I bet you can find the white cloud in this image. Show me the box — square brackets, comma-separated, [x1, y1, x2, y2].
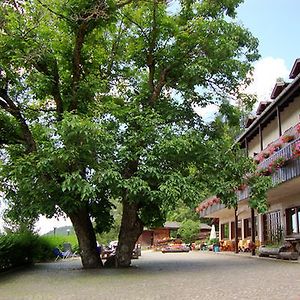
[195, 57, 290, 121]
[35, 215, 72, 235]
[245, 57, 289, 103]
[193, 103, 219, 122]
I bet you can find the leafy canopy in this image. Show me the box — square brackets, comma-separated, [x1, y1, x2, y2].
[0, 0, 260, 232]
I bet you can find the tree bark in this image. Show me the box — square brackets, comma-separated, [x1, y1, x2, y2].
[116, 201, 144, 267]
[69, 206, 103, 269]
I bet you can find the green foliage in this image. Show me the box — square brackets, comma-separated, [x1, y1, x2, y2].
[0, 0, 260, 256]
[167, 202, 200, 222]
[203, 104, 272, 213]
[209, 238, 219, 245]
[0, 231, 79, 271]
[0, 231, 37, 271]
[178, 219, 200, 243]
[248, 175, 273, 213]
[36, 234, 79, 261]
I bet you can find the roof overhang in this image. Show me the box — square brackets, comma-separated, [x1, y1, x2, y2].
[237, 72, 300, 144]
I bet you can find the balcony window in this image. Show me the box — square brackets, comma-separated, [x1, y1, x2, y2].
[286, 206, 300, 235]
[221, 223, 229, 239]
[263, 210, 282, 244]
[243, 217, 257, 238]
[230, 221, 242, 239]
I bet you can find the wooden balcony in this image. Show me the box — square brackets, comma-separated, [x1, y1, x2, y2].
[200, 137, 300, 217]
[238, 137, 300, 201]
[199, 203, 226, 218]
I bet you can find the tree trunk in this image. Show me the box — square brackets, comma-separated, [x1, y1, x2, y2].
[69, 206, 103, 269]
[116, 201, 144, 268]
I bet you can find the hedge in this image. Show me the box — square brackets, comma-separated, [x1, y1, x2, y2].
[0, 232, 37, 272]
[0, 232, 79, 272]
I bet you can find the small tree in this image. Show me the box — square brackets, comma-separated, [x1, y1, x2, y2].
[178, 220, 200, 244]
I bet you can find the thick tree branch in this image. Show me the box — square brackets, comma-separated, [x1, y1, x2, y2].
[35, 59, 63, 118]
[147, 0, 158, 98]
[149, 66, 170, 105]
[0, 88, 36, 152]
[51, 60, 64, 117]
[69, 2, 110, 111]
[75, 1, 108, 22]
[70, 22, 88, 111]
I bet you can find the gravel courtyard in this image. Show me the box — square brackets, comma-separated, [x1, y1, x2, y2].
[1, 251, 300, 300]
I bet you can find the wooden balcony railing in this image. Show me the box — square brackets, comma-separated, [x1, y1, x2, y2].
[199, 203, 226, 218]
[237, 137, 300, 201]
[200, 137, 300, 217]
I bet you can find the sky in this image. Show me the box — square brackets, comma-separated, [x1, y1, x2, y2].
[237, 0, 300, 95]
[195, 0, 300, 118]
[1, 0, 300, 235]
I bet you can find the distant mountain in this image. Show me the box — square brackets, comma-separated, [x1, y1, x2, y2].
[43, 225, 74, 236]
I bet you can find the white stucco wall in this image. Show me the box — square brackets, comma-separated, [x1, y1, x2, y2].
[281, 96, 300, 133]
[262, 118, 279, 149]
[248, 134, 260, 157]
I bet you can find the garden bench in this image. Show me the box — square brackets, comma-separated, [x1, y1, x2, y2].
[258, 242, 299, 260]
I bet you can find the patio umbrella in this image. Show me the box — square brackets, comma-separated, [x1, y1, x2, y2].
[209, 224, 217, 240]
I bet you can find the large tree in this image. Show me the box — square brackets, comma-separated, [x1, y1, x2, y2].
[0, 0, 126, 268]
[0, 0, 259, 268]
[106, 0, 259, 267]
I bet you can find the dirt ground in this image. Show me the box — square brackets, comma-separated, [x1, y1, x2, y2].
[1, 251, 300, 300]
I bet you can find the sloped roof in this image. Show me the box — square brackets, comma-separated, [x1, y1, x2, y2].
[237, 57, 300, 144]
[200, 223, 212, 230]
[289, 58, 300, 79]
[164, 221, 181, 229]
[270, 82, 288, 99]
[256, 101, 271, 115]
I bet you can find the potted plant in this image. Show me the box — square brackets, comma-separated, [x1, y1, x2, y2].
[258, 166, 272, 176]
[293, 141, 300, 158]
[254, 153, 264, 164]
[269, 143, 282, 154]
[281, 134, 295, 143]
[271, 157, 288, 169]
[262, 151, 270, 159]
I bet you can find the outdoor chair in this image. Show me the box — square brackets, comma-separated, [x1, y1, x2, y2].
[53, 247, 71, 261]
[62, 242, 78, 258]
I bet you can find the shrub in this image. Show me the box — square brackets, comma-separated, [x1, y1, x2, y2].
[0, 232, 79, 271]
[0, 231, 37, 272]
[178, 220, 200, 244]
[36, 235, 79, 261]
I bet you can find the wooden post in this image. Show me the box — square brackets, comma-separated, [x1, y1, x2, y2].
[251, 208, 255, 256]
[234, 207, 239, 254]
[276, 106, 282, 137]
[245, 138, 249, 156]
[259, 124, 263, 151]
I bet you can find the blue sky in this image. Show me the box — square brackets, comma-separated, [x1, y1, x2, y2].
[238, 0, 300, 68]
[197, 0, 300, 119]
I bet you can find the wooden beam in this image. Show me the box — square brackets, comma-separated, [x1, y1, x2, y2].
[259, 124, 263, 151]
[277, 106, 282, 137]
[251, 208, 255, 256]
[234, 207, 239, 254]
[245, 137, 249, 156]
